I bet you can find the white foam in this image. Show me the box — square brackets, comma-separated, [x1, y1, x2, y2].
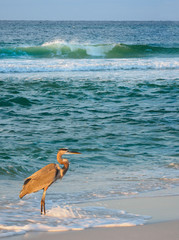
[0, 58, 179, 73]
[42, 40, 67, 47]
[160, 178, 179, 182]
[42, 40, 115, 57]
[46, 205, 81, 218]
[167, 163, 179, 169]
[0, 205, 149, 238]
[85, 45, 114, 57]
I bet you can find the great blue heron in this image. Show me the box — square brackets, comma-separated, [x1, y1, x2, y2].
[19, 148, 81, 214]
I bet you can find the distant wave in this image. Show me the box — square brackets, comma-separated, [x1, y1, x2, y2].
[0, 58, 179, 73]
[1, 40, 179, 59]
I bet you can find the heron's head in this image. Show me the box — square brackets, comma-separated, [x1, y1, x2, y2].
[58, 148, 81, 155]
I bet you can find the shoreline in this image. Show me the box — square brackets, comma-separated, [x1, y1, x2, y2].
[7, 192, 179, 240]
[22, 220, 179, 240]
[77, 187, 179, 224]
[8, 220, 179, 240]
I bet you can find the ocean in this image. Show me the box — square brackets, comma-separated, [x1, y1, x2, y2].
[0, 21, 179, 237]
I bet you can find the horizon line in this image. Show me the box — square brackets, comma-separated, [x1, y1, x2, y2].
[0, 19, 179, 22]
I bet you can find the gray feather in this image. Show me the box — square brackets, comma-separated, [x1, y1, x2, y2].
[19, 163, 60, 198]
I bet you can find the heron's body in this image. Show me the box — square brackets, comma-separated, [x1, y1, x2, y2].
[19, 148, 80, 214]
[19, 163, 62, 198]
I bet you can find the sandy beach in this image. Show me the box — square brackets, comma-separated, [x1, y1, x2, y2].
[8, 192, 179, 240]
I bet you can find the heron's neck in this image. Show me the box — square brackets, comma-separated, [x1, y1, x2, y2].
[57, 152, 69, 171]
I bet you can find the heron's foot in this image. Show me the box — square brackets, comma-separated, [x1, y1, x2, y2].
[41, 199, 46, 215]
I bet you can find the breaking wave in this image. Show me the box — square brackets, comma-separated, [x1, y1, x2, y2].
[0, 204, 149, 238]
[1, 40, 179, 59]
[0, 58, 179, 73]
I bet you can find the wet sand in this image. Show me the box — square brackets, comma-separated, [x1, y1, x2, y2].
[24, 220, 179, 240]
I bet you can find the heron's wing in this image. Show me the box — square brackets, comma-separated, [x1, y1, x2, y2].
[20, 163, 60, 197]
[26, 163, 59, 182]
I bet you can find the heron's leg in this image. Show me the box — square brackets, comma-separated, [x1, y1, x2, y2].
[41, 187, 48, 215]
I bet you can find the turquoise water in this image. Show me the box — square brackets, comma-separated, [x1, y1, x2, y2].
[0, 21, 179, 237]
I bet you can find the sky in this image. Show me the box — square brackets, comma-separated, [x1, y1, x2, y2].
[0, 0, 179, 21]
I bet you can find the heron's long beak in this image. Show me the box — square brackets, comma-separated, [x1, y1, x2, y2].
[66, 151, 81, 154]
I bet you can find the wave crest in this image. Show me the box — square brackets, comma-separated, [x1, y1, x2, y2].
[1, 41, 179, 59]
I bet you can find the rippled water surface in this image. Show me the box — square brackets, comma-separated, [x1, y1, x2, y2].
[0, 21, 179, 237]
